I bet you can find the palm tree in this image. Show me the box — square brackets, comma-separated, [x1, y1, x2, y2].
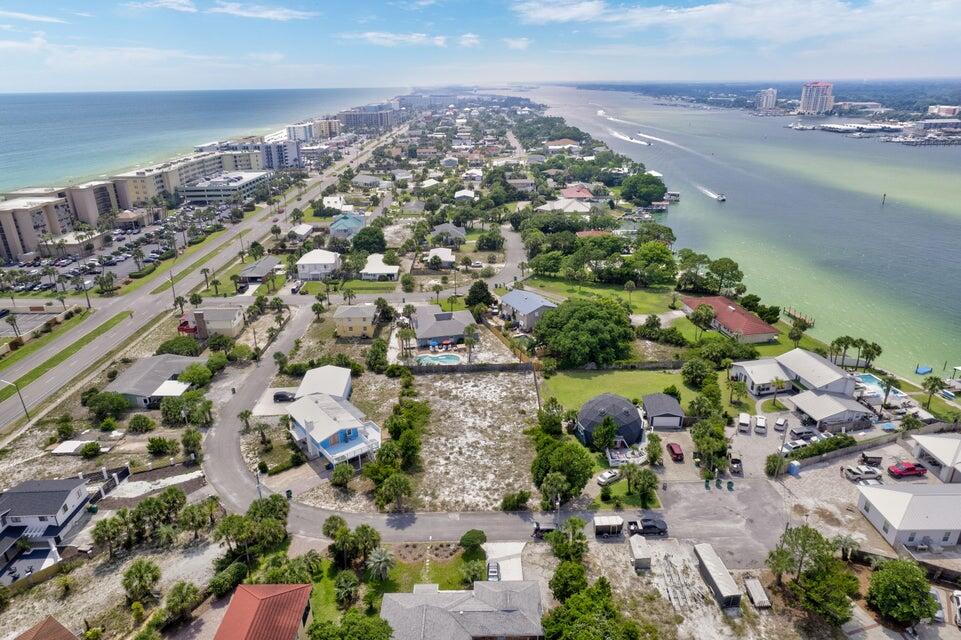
[342, 286, 356, 305]
[446, 295, 459, 312]
[635, 468, 658, 507]
[95, 271, 117, 294]
[852, 338, 867, 369]
[862, 342, 882, 370]
[771, 377, 786, 409]
[431, 284, 443, 304]
[366, 547, 394, 581]
[174, 296, 186, 314]
[5, 313, 20, 337]
[200, 267, 211, 290]
[838, 336, 853, 369]
[210, 278, 221, 296]
[55, 294, 66, 311]
[620, 462, 641, 495]
[879, 375, 899, 415]
[922, 375, 947, 409]
[131, 247, 145, 271]
[122, 558, 161, 602]
[463, 323, 479, 362]
[623, 280, 635, 307]
[397, 327, 416, 358]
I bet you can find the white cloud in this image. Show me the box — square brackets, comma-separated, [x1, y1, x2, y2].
[248, 51, 285, 63]
[342, 31, 448, 47]
[458, 32, 480, 47]
[208, 1, 317, 21]
[126, 0, 197, 12]
[512, 0, 605, 24]
[503, 36, 531, 50]
[0, 9, 66, 23]
[0, 32, 47, 52]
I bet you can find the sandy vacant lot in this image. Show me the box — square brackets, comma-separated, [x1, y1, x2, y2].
[414, 371, 538, 511]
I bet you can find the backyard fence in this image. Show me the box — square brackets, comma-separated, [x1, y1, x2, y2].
[408, 362, 534, 375]
[850, 549, 961, 590]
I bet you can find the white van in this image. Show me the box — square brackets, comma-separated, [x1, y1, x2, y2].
[737, 413, 751, 433]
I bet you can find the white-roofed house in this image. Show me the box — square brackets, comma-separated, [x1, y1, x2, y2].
[453, 189, 475, 202]
[730, 348, 855, 397]
[287, 393, 380, 465]
[296, 249, 341, 281]
[295, 365, 352, 399]
[104, 354, 204, 408]
[790, 390, 872, 431]
[911, 433, 961, 483]
[857, 484, 961, 549]
[499, 289, 556, 331]
[426, 247, 455, 268]
[360, 253, 400, 281]
[535, 198, 593, 214]
[289, 223, 314, 241]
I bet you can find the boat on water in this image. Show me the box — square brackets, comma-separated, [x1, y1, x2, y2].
[715, 193, 727, 202]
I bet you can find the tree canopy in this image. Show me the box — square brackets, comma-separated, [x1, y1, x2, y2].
[534, 298, 634, 367]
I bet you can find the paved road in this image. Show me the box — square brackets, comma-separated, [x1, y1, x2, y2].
[0, 127, 403, 433]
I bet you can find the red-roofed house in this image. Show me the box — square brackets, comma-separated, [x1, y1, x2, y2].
[560, 185, 594, 200]
[214, 584, 313, 640]
[15, 617, 78, 640]
[680, 296, 778, 344]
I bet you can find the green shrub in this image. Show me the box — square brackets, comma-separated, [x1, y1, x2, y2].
[128, 414, 156, 434]
[500, 490, 530, 511]
[79, 442, 101, 459]
[790, 434, 856, 460]
[156, 335, 202, 356]
[147, 437, 179, 457]
[210, 562, 248, 597]
[459, 529, 487, 552]
[129, 264, 157, 279]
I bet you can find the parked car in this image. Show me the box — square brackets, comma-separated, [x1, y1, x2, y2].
[273, 391, 296, 403]
[738, 412, 751, 433]
[486, 561, 500, 582]
[729, 454, 743, 474]
[860, 453, 883, 467]
[930, 588, 945, 623]
[628, 517, 668, 537]
[950, 590, 961, 627]
[754, 415, 767, 434]
[774, 417, 788, 431]
[597, 469, 620, 486]
[531, 522, 556, 539]
[790, 426, 817, 440]
[888, 461, 928, 478]
[667, 442, 684, 462]
[844, 465, 882, 481]
[780, 440, 807, 456]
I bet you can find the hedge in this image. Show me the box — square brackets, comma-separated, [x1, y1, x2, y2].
[130, 264, 157, 279]
[789, 434, 857, 460]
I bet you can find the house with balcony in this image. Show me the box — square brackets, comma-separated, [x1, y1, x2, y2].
[287, 393, 380, 465]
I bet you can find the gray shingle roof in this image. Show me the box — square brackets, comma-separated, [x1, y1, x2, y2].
[577, 393, 643, 446]
[380, 582, 542, 640]
[105, 354, 204, 398]
[500, 289, 556, 316]
[238, 255, 280, 280]
[332, 304, 377, 320]
[643, 393, 685, 418]
[431, 223, 466, 239]
[412, 305, 473, 341]
[0, 478, 86, 518]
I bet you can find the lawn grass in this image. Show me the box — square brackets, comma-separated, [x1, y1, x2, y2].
[112, 228, 229, 296]
[255, 273, 286, 297]
[524, 276, 673, 314]
[671, 316, 700, 343]
[594, 479, 660, 510]
[542, 368, 748, 416]
[303, 279, 398, 295]
[0, 308, 91, 374]
[198, 258, 248, 297]
[0, 310, 131, 403]
[752, 321, 829, 357]
[761, 398, 787, 413]
[151, 229, 248, 294]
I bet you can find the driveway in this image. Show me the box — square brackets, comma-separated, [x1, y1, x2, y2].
[656, 431, 701, 482]
[252, 387, 298, 416]
[483, 542, 525, 581]
[657, 477, 787, 568]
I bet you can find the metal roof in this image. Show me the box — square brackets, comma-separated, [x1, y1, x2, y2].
[858, 484, 961, 531]
[295, 365, 352, 399]
[694, 543, 740, 600]
[238, 255, 280, 279]
[104, 354, 203, 398]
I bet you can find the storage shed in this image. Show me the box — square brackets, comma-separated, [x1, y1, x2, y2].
[744, 577, 771, 609]
[694, 543, 741, 608]
[593, 515, 624, 537]
[628, 535, 652, 572]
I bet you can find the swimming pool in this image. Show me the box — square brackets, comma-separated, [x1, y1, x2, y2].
[416, 354, 462, 365]
[856, 373, 907, 398]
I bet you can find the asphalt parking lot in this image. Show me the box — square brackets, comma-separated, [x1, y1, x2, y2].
[655, 476, 787, 568]
[0, 311, 60, 336]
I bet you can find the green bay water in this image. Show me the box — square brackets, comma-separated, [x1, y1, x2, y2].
[527, 87, 961, 380]
[0, 88, 394, 192]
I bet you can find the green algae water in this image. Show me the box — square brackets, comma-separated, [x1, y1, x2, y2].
[529, 87, 961, 381]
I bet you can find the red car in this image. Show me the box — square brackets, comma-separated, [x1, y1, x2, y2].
[667, 442, 684, 462]
[888, 461, 928, 478]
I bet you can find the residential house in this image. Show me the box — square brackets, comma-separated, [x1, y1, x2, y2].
[392, 169, 414, 182]
[329, 213, 366, 240]
[380, 581, 543, 640]
[180, 305, 245, 340]
[289, 223, 313, 241]
[454, 189, 475, 201]
[575, 393, 644, 448]
[104, 354, 204, 408]
[214, 584, 313, 640]
[351, 173, 381, 189]
[730, 349, 856, 397]
[332, 304, 377, 338]
[426, 247, 455, 268]
[680, 296, 778, 344]
[13, 616, 79, 640]
[360, 253, 400, 281]
[1, 479, 89, 581]
[287, 393, 381, 465]
[911, 433, 961, 483]
[419, 178, 441, 189]
[790, 390, 872, 431]
[440, 157, 459, 169]
[322, 194, 354, 213]
[431, 223, 467, 246]
[507, 178, 535, 193]
[295, 365, 352, 400]
[641, 393, 686, 430]
[525, 154, 546, 165]
[296, 249, 341, 281]
[462, 168, 484, 183]
[237, 255, 281, 284]
[544, 138, 582, 153]
[411, 305, 473, 347]
[560, 185, 594, 200]
[857, 484, 961, 549]
[499, 289, 556, 331]
[535, 198, 593, 214]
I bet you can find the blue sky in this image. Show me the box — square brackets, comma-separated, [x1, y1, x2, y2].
[1, 0, 959, 92]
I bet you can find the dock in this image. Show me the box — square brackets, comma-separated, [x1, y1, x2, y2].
[784, 307, 815, 327]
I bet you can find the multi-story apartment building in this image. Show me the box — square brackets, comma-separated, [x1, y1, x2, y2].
[311, 118, 341, 139]
[196, 138, 301, 170]
[0, 196, 75, 261]
[285, 122, 315, 142]
[177, 171, 271, 204]
[338, 103, 401, 130]
[798, 81, 834, 115]
[928, 105, 961, 117]
[112, 151, 262, 207]
[755, 88, 778, 110]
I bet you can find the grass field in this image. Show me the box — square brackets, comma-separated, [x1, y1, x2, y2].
[301, 279, 399, 295]
[542, 368, 749, 415]
[594, 478, 660, 510]
[524, 276, 673, 314]
[151, 229, 249, 294]
[753, 321, 829, 357]
[198, 258, 248, 297]
[0, 311, 131, 403]
[0, 309, 91, 374]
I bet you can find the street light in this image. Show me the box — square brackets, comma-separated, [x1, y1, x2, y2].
[0, 378, 29, 420]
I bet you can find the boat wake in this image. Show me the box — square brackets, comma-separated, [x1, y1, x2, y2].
[695, 184, 720, 200]
[606, 128, 651, 146]
[633, 131, 691, 151]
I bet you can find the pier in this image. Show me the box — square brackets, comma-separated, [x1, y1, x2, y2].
[784, 307, 815, 327]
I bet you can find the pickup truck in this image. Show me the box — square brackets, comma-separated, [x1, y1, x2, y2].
[729, 454, 743, 475]
[628, 517, 668, 537]
[888, 461, 928, 478]
[860, 453, 883, 467]
[531, 522, 556, 539]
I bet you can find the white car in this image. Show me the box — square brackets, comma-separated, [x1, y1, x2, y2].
[779, 440, 807, 456]
[844, 465, 882, 481]
[754, 415, 767, 434]
[930, 588, 945, 623]
[597, 469, 621, 486]
[950, 590, 961, 627]
[774, 417, 788, 431]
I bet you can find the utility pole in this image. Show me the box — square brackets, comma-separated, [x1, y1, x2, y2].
[169, 270, 178, 309]
[0, 378, 29, 420]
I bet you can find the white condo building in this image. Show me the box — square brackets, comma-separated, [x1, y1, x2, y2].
[799, 82, 834, 115]
[756, 88, 778, 110]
